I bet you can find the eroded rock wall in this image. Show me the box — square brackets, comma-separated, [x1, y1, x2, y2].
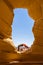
[28, 0, 43, 54]
[0, 0, 16, 60]
[0, 0, 43, 64]
[31, 19, 43, 54]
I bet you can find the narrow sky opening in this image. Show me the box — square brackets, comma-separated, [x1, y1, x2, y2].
[12, 8, 34, 47]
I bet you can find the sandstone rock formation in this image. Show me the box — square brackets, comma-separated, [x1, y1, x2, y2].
[0, 0, 43, 64]
[0, 0, 16, 63]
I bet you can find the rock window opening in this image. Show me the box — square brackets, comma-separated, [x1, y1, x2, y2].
[12, 8, 34, 53]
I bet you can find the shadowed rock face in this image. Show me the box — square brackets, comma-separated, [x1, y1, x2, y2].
[0, 0, 15, 51]
[0, 0, 43, 64]
[30, 19, 43, 54]
[0, 0, 16, 62]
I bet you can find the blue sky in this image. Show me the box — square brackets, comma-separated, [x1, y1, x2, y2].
[12, 8, 34, 47]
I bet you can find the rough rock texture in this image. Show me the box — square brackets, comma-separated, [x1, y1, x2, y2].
[0, 0, 16, 62]
[30, 19, 43, 54]
[0, 0, 43, 64]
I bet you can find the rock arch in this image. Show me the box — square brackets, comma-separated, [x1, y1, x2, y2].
[0, 0, 43, 63]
